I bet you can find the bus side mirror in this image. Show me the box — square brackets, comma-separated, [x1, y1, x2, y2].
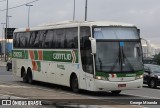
[89, 37, 96, 54]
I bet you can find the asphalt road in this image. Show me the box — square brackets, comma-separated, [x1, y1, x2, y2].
[0, 66, 160, 108]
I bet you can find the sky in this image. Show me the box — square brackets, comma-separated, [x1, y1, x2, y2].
[0, 0, 160, 48]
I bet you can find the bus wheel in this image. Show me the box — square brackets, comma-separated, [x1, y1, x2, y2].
[71, 75, 79, 93]
[111, 90, 121, 95]
[22, 72, 28, 83]
[27, 70, 33, 84]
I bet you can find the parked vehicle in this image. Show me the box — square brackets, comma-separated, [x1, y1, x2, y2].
[143, 64, 160, 88]
[6, 60, 12, 71]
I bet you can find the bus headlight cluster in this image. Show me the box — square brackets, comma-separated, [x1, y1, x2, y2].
[135, 75, 143, 79]
[95, 76, 108, 81]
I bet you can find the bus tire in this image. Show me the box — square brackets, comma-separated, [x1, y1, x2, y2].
[111, 90, 121, 95]
[27, 69, 33, 84]
[22, 71, 28, 83]
[71, 75, 79, 93]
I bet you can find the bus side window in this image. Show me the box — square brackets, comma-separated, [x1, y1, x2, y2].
[80, 27, 93, 74]
[19, 33, 27, 48]
[32, 31, 39, 48]
[37, 30, 47, 48]
[29, 32, 37, 48]
[65, 28, 78, 49]
[25, 32, 30, 48]
[55, 29, 65, 48]
[44, 30, 54, 48]
[13, 33, 20, 48]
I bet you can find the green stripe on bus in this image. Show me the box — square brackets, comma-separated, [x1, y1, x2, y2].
[34, 51, 38, 60]
[96, 71, 143, 77]
[12, 49, 79, 63]
[135, 71, 144, 76]
[95, 72, 109, 77]
[43, 51, 53, 61]
[24, 50, 28, 59]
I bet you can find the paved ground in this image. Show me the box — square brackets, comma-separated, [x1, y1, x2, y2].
[0, 79, 141, 108]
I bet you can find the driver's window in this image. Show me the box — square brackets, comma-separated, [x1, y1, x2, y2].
[80, 27, 93, 74]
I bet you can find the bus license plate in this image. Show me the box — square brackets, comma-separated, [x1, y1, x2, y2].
[118, 84, 126, 87]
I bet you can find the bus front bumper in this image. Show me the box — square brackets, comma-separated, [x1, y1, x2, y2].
[94, 79, 143, 91]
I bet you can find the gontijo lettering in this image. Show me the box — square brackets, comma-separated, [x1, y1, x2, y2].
[53, 53, 72, 60]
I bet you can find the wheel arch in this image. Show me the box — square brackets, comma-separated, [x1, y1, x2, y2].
[70, 72, 78, 87]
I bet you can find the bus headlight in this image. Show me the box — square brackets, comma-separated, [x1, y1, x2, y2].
[136, 75, 143, 79]
[95, 76, 108, 81]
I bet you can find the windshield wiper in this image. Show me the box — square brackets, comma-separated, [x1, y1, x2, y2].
[98, 57, 102, 71]
[109, 44, 121, 72]
[109, 56, 119, 72]
[121, 48, 135, 72]
[109, 42, 135, 73]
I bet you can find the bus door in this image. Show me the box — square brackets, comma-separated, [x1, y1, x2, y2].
[80, 27, 94, 91]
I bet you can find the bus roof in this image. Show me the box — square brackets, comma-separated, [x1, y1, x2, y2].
[14, 21, 136, 33]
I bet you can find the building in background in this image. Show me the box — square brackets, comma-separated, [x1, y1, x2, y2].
[142, 39, 159, 58]
[142, 38, 160, 64]
[142, 39, 152, 58]
[150, 44, 156, 57]
[155, 48, 160, 55]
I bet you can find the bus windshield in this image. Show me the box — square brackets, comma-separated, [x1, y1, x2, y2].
[94, 27, 143, 72]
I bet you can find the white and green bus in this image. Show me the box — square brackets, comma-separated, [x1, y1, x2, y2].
[12, 21, 143, 94]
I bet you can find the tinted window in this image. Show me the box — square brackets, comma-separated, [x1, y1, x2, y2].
[13, 33, 20, 48]
[54, 29, 65, 48]
[19, 33, 27, 48]
[36, 30, 47, 48]
[25, 32, 31, 48]
[29, 32, 38, 48]
[80, 27, 93, 74]
[14, 27, 78, 49]
[44, 30, 54, 48]
[65, 28, 78, 48]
